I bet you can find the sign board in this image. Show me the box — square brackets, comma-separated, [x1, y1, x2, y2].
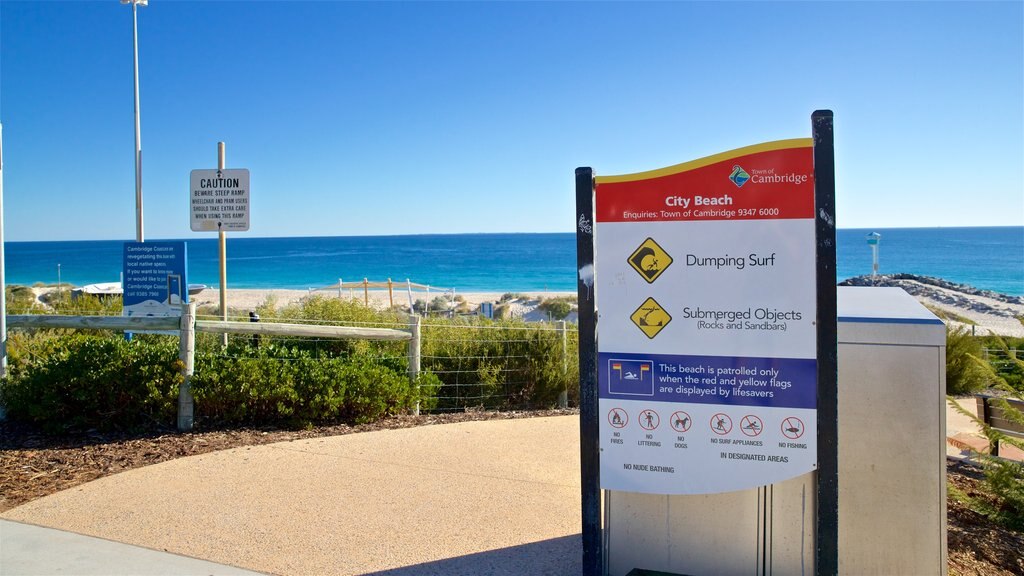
[593, 139, 817, 495]
[190, 168, 250, 231]
[123, 241, 188, 318]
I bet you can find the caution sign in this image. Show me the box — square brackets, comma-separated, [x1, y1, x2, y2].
[628, 238, 673, 283]
[630, 297, 671, 339]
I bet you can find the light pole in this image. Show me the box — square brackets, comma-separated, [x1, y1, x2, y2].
[121, 0, 147, 242]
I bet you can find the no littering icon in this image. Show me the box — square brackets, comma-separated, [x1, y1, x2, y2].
[639, 409, 660, 431]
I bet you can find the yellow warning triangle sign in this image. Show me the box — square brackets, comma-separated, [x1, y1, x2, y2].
[630, 297, 672, 339]
[628, 238, 673, 283]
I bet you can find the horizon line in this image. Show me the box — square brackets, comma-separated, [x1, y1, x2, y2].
[2, 224, 1022, 244]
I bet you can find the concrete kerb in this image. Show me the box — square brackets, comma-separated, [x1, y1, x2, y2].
[0, 519, 266, 576]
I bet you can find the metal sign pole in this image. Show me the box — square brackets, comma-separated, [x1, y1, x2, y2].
[0, 123, 7, 385]
[812, 109, 839, 576]
[575, 167, 601, 576]
[218, 142, 228, 347]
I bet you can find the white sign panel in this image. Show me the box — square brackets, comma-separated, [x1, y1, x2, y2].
[594, 139, 817, 495]
[190, 168, 250, 231]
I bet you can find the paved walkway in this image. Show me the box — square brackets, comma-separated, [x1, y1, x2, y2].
[1, 417, 583, 576]
[946, 397, 1024, 461]
[2, 401, 1018, 576]
[0, 520, 265, 576]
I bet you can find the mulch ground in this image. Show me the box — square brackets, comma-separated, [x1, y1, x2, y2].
[2, 412, 1021, 575]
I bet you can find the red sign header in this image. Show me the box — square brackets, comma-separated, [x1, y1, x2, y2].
[595, 139, 814, 223]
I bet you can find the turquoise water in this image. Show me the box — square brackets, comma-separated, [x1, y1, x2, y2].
[3, 227, 1022, 295]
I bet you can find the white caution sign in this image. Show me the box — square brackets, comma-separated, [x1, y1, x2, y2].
[190, 168, 250, 232]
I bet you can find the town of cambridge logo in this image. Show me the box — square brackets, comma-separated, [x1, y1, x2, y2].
[729, 165, 750, 187]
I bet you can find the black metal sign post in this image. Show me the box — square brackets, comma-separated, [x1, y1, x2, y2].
[575, 166, 602, 576]
[812, 109, 839, 576]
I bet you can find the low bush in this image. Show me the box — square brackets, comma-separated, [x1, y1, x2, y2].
[979, 336, 1024, 392]
[421, 317, 577, 411]
[1, 295, 578, 433]
[538, 297, 575, 321]
[45, 291, 123, 316]
[946, 326, 989, 395]
[190, 348, 420, 426]
[1, 334, 181, 433]
[949, 335, 1024, 531]
[5, 285, 40, 314]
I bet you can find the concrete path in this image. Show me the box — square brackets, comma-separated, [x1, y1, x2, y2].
[946, 396, 1024, 461]
[1, 416, 582, 576]
[4, 401, 1014, 576]
[1, 520, 265, 575]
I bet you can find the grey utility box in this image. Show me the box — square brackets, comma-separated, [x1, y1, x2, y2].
[604, 286, 947, 575]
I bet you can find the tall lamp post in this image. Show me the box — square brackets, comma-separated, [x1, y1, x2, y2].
[121, 0, 147, 242]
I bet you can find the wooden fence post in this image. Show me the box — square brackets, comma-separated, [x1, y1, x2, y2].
[178, 302, 196, 432]
[408, 314, 422, 415]
[558, 320, 568, 408]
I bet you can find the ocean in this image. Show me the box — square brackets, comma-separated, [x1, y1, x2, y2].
[3, 227, 1022, 296]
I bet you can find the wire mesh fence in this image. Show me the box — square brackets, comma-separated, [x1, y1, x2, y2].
[419, 320, 578, 411]
[3, 292, 580, 431]
[191, 317, 579, 413]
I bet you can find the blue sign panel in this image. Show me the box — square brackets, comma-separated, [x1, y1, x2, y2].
[599, 352, 816, 409]
[123, 242, 188, 317]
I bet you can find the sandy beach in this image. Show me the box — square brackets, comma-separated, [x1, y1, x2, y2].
[189, 287, 578, 322]
[28, 279, 1024, 336]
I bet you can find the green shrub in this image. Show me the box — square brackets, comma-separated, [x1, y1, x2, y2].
[946, 326, 989, 394]
[414, 371, 443, 412]
[979, 336, 1024, 392]
[46, 291, 123, 316]
[189, 346, 421, 427]
[948, 335, 1024, 531]
[525, 328, 579, 406]
[5, 285, 40, 314]
[538, 297, 575, 321]
[1, 293, 577, 432]
[1, 334, 181, 433]
[421, 317, 578, 411]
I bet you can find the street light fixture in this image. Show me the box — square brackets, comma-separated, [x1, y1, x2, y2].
[121, 0, 148, 242]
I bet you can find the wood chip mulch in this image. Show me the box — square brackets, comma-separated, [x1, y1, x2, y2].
[1, 413, 1021, 575]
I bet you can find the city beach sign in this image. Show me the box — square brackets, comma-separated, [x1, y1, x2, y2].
[594, 138, 819, 494]
[574, 111, 839, 574]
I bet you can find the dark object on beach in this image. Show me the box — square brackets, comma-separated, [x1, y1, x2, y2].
[249, 311, 260, 346]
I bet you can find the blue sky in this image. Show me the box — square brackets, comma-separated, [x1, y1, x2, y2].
[1, 0, 1021, 241]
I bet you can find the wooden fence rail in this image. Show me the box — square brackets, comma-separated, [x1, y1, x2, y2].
[7, 315, 179, 331]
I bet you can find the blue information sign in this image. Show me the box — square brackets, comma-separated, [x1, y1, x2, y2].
[123, 242, 188, 317]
